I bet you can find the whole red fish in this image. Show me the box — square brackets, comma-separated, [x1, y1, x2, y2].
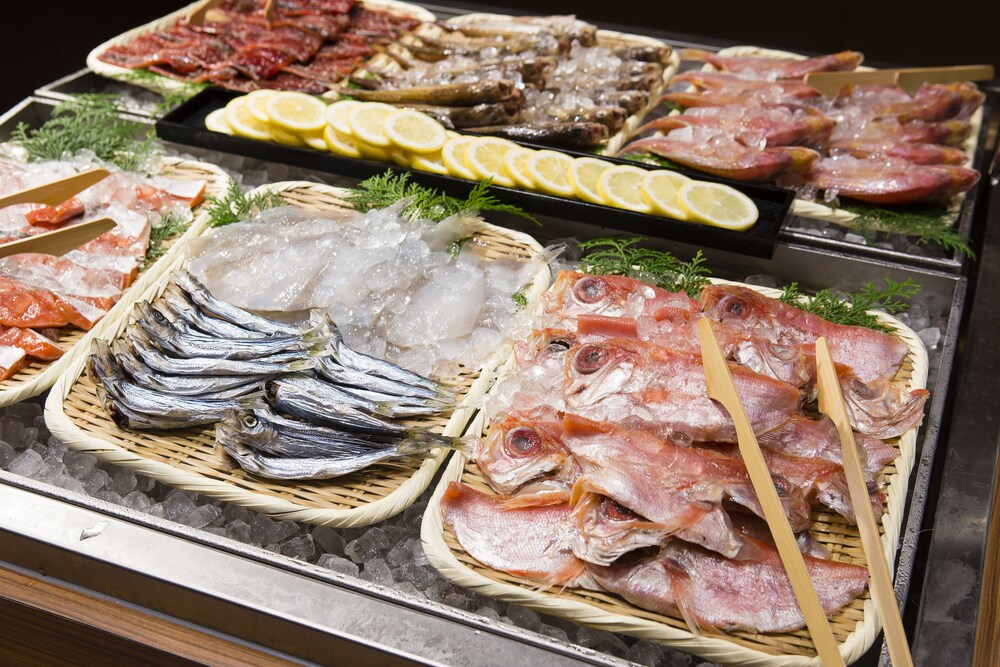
[829, 138, 968, 166]
[671, 70, 820, 98]
[563, 337, 802, 442]
[837, 82, 984, 123]
[440, 482, 597, 589]
[543, 270, 698, 327]
[630, 104, 834, 149]
[588, 535, 868, 633]
[683, 49, 863, 79]
[619, 135, 819, 182]
[800, 155, 979, 205]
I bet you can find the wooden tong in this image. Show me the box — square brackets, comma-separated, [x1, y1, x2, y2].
[805, 64, 994, 96]
[815, 337, 914, 667]
[0, 168, 110, 211]
[0, 217, 116, 259]
[698, 318, 845, 666]
[187, 0, 275, 25]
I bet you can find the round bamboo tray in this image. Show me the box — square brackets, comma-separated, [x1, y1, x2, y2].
[0, 155, 230, 407]
[45, 180, 551, 527]
[421, 278, 929, 666]
[87, 0, 437, 98]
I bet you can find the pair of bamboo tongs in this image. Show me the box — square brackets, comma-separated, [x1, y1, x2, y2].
[0, 168, 116, 259]
[698, 319, 913, 666]
[187, 0, 275, 25]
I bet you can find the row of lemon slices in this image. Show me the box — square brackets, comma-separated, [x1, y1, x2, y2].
[206, 91, 758, 231]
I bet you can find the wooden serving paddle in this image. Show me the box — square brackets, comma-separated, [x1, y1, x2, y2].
[186, 0, 225, 26]
[698, 318, 845, 667]
[815, 337, 914, 667]
[805, 65, 994, 96]
[0, 217, 116, 259]
[0, 168, 110, 211]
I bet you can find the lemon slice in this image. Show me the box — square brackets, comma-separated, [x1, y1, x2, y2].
[325, 100, 361, 136]
[441, 136, 477, 180]
[503, 147, 536, 190]
[567, 157, 610, 204]
[266, 92, 327, 134]
[598, 165, 653, 213]
[225, 97, 271, 142]
[323, 125, 361, 158]
[205, 108, 233, 135]
[349, 102, 397, 148]
[384, 109, 447, 154]
[641, 170, 692, 219]
[677, 181, 759, 230]
[300, 131, 328, 151]
[270, 124, 305, 147]
[412, 151, 449, 175]
[526, 150, 575, 198]
[388, 149, 411, 167]
[466, 137, 516, 187]
[355, 139, 393, 162]
[245, 89, 278, 124]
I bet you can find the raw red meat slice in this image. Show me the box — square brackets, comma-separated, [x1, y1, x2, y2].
[0, 327, 63, 361]
[23, 198, 85, 227]
[0, 346, 27, 382]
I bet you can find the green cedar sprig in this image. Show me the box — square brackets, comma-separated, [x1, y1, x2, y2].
[577, 237, 711, 298]
[778, 278, 921, 332]
[205, 180, 285, 228]
[142, 211, 190, 268]
[840, 201, 974, 258]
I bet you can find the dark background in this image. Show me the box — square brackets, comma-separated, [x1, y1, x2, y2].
[3, 0, 999, 112]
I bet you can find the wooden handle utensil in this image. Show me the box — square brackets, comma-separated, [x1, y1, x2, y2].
[0, 168, 110, 211]
[0, 217, 116, 259]
[186, 0, 225, 26]
[815, 337, 914, 667]
[805, 64, 994, 96]
[263, 0, 277, 21]
[698, 318, 845, 666]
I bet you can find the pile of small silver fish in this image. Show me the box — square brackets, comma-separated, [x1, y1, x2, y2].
[87, 271, 462, 481]
[442, 270, 929, 634]
[341, 15, 672, 149]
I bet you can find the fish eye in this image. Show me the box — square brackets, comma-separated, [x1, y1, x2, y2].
[504, 427, 541, 456]
[723, 297, 748, 318]
[602, 498, 640, 521]
[151, 309, 167, 323]
[573, 277, 606, 304]
[545, 338, 572, 354]
[241, 415, 258, 428]
[773, 476, 792, 498]
[573, 345, 608, 374]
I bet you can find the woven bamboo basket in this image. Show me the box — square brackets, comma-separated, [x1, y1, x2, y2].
[0, 156, 230, 407]
[45, 180, 551, 527]
[86, 0, 437, 98]
[704, 46, 983, 229]
[351, 13, 679, 156]
[421, 278, 929, 666]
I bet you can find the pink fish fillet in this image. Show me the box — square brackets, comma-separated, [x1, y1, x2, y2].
[563, 337, 802, 442]
[619, 135, 819, 182]
[588, 536, 868, 633]
[682, 48, 864, 79]
[440, 482, 596, 589]
[800, 155, 979, 205]
[563, 414, 810, 562]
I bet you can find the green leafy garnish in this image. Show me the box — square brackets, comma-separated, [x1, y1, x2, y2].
[511, 289, 528, 310]
[119, 71, 206, 117]
[577, 237, 711, 298]
[344, 171, 538, 224]
[447, 235, 474, 259]
[205, 180, 285, 228]
[10, 94, 158, 172]
[778, 278, 921, 332]
[143, 211, 190, 268]
[839, 201, 974, 258]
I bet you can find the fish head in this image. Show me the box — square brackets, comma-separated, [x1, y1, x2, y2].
[545, 270, 664, 321]
[476, 408, 569, 494]
[570, 485, 666, 565]
[699, 285, 770, 336]
[564, 340, 639, 400]
[218, 409, 279, 447]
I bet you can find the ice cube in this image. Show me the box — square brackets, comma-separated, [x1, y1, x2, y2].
[226, 520, 252, 543]
[312, 525, 346, 556]
[179, 504, 220, 529]
[51, 474, 87, 495]
[574, 625, 629, 655]
[163, 492, 198, 522]
[540, 625, 569, 643]
[507, 605, 542, 632]
[345, 527, 391, 563]
[9, 448, 45, 478]
[223, 504, 252, 525]
[318, 554, 360, 577]
[64, 450, 97, 478]
[111, 468, 138, 496]
[281, 534, 316, 561]
[394, 564, 438, 590]
[0, 440, 16, 467]
[122, 491, 153, 513]
[83, 469, 111, 495]
[95, 490, 123, 505]
[272, 520, 299, 543]
[475, 606, 502, 622]
[443, 592, 476, 612]
[626, 639, 668, 666]
[3, 416, 25, 446]
[402, 502, 427, 530]
[360, 558, 394, 586]
[393, 581, 421, 597]
[918, 326, 941, 350]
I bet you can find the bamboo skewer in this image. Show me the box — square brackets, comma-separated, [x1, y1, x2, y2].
[698, 318, 844, 667]
[0, 168, 110, 211]
[0, 217, 116, 259]
[263, 0, 277, 21]
[805, 65, 994, 96]
[815, 337, 914, 667]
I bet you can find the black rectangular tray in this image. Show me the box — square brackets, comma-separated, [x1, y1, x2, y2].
[157, 88, 793, 258]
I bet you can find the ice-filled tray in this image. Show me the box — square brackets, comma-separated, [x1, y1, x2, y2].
[45, 180, 551, 527]
[422, 278, 929, 666]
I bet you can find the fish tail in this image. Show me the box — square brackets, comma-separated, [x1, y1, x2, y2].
[679, 48, 715, 63]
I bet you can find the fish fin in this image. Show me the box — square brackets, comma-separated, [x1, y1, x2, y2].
[842, 373, 929, 438]
[498, 491, 571, 509]
[562, 413, 612, 438]
[662, 560, 709, 636]
[576, 315, 638, 339]
[678, 48, 715, 63]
